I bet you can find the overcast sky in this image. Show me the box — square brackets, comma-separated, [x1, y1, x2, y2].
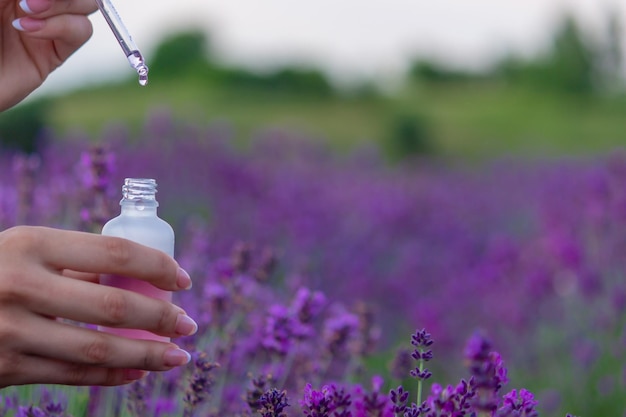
[37, 0, 626, 95]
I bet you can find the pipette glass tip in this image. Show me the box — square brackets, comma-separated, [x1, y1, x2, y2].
[95, 0, 149, 86]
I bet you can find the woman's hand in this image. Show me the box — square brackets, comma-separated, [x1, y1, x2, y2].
[0, 226, 197, 387]
[0, 0, 97, 111]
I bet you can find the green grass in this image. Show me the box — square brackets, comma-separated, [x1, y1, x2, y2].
[397, 82, 626, 159]
[46, 78, 390, 152]
[44, 76, 626, 160]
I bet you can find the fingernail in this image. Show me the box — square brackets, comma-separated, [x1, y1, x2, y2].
[19, 0, 33, 13]
[175, 314, 198, 336]
[11, 17, 44, 32]
[123, 369, 148, 382]
[11, 18, 24, 31]
[176, 267, 192, 290]
[164, 348, 191, 367]
[19, 0, 51, 13]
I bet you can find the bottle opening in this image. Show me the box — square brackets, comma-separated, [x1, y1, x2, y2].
[122, 178, 157, 201]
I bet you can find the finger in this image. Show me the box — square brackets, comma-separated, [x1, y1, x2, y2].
[16, 14, 93, 63]
[3, 353, 147, 387]
[18, 0, 98, 17]
[22, 275, 196, 338]
[15, 316, 192, 371]
[26, 227, 187, 291]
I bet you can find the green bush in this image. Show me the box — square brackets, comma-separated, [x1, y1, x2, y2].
[0, 99, 50, 153]
[385, 113, 433, 161]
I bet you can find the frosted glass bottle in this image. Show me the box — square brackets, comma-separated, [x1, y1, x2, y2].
[99, 178, 175, 342]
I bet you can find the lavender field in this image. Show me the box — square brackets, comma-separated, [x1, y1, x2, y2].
[1, 111, 625, 416]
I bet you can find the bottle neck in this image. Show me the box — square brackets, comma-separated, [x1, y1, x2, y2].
[119, 178, 159, 214]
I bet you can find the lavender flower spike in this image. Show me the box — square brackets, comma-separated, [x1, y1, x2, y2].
[258, 388, 290, 417]
[183, 352, 220, 417]
[464, 331, 508, 413]
[410, 328, 434, 378]
[495, 389, 539, 417]
[410, 328, 434, 409]
[300, 383, 333, 417]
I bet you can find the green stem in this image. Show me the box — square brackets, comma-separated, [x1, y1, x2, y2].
[416, 352, 424, 407]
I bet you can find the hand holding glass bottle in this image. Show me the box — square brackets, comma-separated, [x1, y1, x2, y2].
[100, 179, 181, 342]
[0, 226, 197, 388]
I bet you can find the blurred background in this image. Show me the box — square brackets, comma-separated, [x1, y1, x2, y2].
[2, 0, 625, 159]
[2, 2, 626, 415]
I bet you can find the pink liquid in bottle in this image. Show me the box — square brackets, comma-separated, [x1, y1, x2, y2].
[99, 178, 175, 342]
[99, 275, 172, 342]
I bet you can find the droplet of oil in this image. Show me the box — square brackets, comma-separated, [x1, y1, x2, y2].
[127, 50, 149, 87]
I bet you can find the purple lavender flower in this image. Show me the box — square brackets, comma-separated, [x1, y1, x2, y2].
[323, 310, 360, 357]
[424, 381, 474, 417]
[258, 388, 290, 417]
[204, 282, 231, 326]
[350, 301, 381, 357]
[291, 287, 327, 324]
[154, 397, 178, 417]
[389, 349, 413, 380]
[254, 247, 278, 283]
[127, 379, 148, 417]
[408, 328, 434, 414]
[78, 145, 115, 192]
[299, 384, 353, 417]
[389, 385, 409, 415]
[246, 374, 274, 412]
[183, 352, 220, 417]
[232, 241, 253, 273]
[262, 304, 298, 356]
[42, 403, 64, 417]
[402, 402, 431, 417]
[495, 389, 539, 417]
[37, 389, 65, 417]
[16, 407, 46, 417]
[301, 384, 333, 417]
[464, 331, 508, 413]
[12, 153, 40, 224]
[77, 145, 115, 231]
[329, 385, 352, 417]
[352, 377, 394, 417]
[410, 329, 434, 381]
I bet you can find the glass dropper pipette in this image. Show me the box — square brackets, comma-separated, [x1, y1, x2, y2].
[94, 0, 149, 86]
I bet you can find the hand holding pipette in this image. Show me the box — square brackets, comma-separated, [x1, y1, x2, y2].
[2, 0, 96, 110]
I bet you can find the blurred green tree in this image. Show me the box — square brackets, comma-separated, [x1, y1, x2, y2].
[149, 29, 334, 97]
[149, 30, 211, 79]
[208, 65, 334, 97]
[545, 15, 597, 93]
[494, 14, 623, 95]
[409, 60, 479, 83]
